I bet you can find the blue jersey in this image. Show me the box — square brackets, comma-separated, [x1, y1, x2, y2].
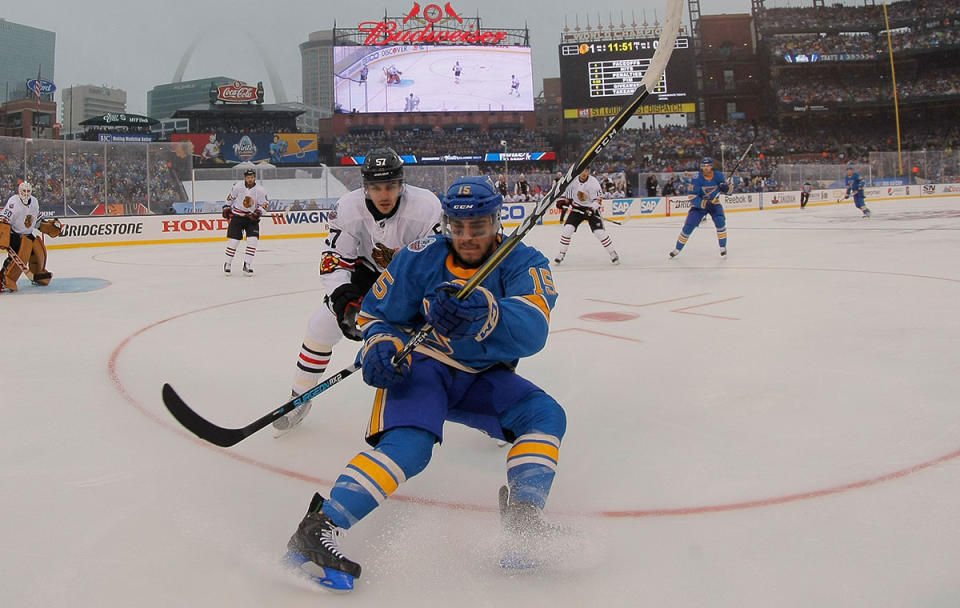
[358, 235, 557, 372]
[688, 170, 727, 208]
[845, 172, 864, 197]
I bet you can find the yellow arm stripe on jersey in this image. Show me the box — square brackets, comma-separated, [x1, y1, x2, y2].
[513, 294, 551, 322]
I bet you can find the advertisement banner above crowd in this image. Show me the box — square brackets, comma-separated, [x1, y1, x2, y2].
[357, 3, 510, 46]
[173, 133, 318, 166]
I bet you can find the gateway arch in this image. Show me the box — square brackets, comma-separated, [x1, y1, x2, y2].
[172, 32, 289, 103]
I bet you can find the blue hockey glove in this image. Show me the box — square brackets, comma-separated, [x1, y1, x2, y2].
[717, 182, 729, 194]
[361, 335, 411, 389]
[425, 282, 499, 341]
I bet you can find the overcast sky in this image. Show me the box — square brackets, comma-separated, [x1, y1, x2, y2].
[5, 0, 760, 115]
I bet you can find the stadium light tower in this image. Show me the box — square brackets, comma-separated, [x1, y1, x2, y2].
[501, 139, 508, 187]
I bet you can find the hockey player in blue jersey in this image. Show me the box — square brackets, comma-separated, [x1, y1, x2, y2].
[844, 164, 871, 217]
[284, 176, 567, 590]
[669, 157, 729, 258]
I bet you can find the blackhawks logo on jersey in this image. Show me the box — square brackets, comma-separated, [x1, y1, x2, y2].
[371, 242, 397, 268]
[576, 190, 588, 202]
[243, 196, 253, 209]
[319, 252, 342, 274]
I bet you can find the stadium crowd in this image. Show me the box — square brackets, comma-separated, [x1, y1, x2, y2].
[1, 142, 190, 215]
[759, 0, 960, 33]
[335, 128, 551, 158]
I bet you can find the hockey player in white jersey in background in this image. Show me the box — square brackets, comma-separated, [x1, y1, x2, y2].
[553, 167, 619, 265]
[222, 168, 269, 275]
[276, 148, 442, 433]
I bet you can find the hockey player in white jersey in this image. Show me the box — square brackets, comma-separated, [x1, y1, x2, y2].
[1, 182, 61, 292]
[222, 169, 269, 275]
[553, 167, 619, 264]
[277, 148, 442, 433]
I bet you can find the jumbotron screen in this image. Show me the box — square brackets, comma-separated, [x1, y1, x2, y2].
[558, 37, 696, 118]
[333, 45, 534, 113]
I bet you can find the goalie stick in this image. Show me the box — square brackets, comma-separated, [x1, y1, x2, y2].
[160, 0, 684, 448]
[2, 247, 44, 283]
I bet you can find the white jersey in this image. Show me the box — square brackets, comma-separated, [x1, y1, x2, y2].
[1, 194, 40, 236]
[319, 184, 442, 295]
[225, 182, 269, 217]
[563, 175, 603, 213]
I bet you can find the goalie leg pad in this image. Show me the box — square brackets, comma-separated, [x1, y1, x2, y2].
[0, 221, 10, 250]
[29, 238, 49, 282]
[2, 233, 32, 290]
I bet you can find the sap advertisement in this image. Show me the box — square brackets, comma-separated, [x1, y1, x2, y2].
[172, 133, 319, 166]
[333, 45, 534, 113]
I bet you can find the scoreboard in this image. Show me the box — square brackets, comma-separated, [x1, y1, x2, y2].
[558, 37, 696, 118]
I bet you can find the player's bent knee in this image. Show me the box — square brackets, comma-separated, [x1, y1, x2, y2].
[502, 391, 567, 441]
[306, 307, 343, 345]
[373, 426, 437, 479]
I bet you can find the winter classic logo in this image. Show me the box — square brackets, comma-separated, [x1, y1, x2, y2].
[407, 236, 437, 252]
[233, 136, 257, 161]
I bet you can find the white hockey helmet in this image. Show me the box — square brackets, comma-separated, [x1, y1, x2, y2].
[18, 182, 33, 197]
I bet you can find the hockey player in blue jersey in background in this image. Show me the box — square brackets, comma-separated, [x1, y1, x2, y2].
[284, 176, 567, 591]
[669, 157, 729, 258]
[844, 163, 871, 217]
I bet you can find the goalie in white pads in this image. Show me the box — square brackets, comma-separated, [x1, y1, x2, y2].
[277, 148, 442, 432]
[1, 182, 61, 292]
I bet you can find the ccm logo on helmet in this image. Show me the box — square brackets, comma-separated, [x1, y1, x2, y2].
[453, 204, 473, 209]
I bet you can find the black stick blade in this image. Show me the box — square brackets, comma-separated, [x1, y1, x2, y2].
[162, 383, 246, 448]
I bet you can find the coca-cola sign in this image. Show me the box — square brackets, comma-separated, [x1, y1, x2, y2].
[217, 81, 259, 103]
[359, 2, 509, 46]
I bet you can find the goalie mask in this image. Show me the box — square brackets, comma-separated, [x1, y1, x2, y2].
[19, 182, 33, 198]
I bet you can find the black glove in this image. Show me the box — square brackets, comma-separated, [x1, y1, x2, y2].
[252, 208, 263, 221]
[717, 182, 729, 194]
[222, 205, 232, 219]
[329, 283, 367, 341]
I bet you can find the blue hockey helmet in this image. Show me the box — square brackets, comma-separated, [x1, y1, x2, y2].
[701, 157, 714, 166]
[440, 176, 503, 238]
[440, 176, 503, 219]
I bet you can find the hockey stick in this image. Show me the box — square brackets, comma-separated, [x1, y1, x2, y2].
[162, 362, 360, 448]
[391, 0, 683, 365]
[159, 0, 683, 448]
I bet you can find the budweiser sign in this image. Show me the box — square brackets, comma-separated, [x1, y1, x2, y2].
[216, 81, 261, 103]
[359, 2, 509, 46]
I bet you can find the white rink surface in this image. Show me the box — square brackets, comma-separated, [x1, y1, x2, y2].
[3, 196, 960, 608]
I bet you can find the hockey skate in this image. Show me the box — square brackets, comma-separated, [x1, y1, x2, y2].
[720, 246, 727, 257]
[498, 485, 574, 570]
[273, 392, 313, 437]
[553, 253, 564, 265]
[668, 248, 680, 258]
[223, 262, 232, 275]
[862, 209, 871, 218]
[285, 493, 361, 592]
[243, 262, 254, 275]
[610, 252, 620, 265]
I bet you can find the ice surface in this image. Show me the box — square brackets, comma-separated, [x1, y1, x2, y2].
[3, 196, 960, 607]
